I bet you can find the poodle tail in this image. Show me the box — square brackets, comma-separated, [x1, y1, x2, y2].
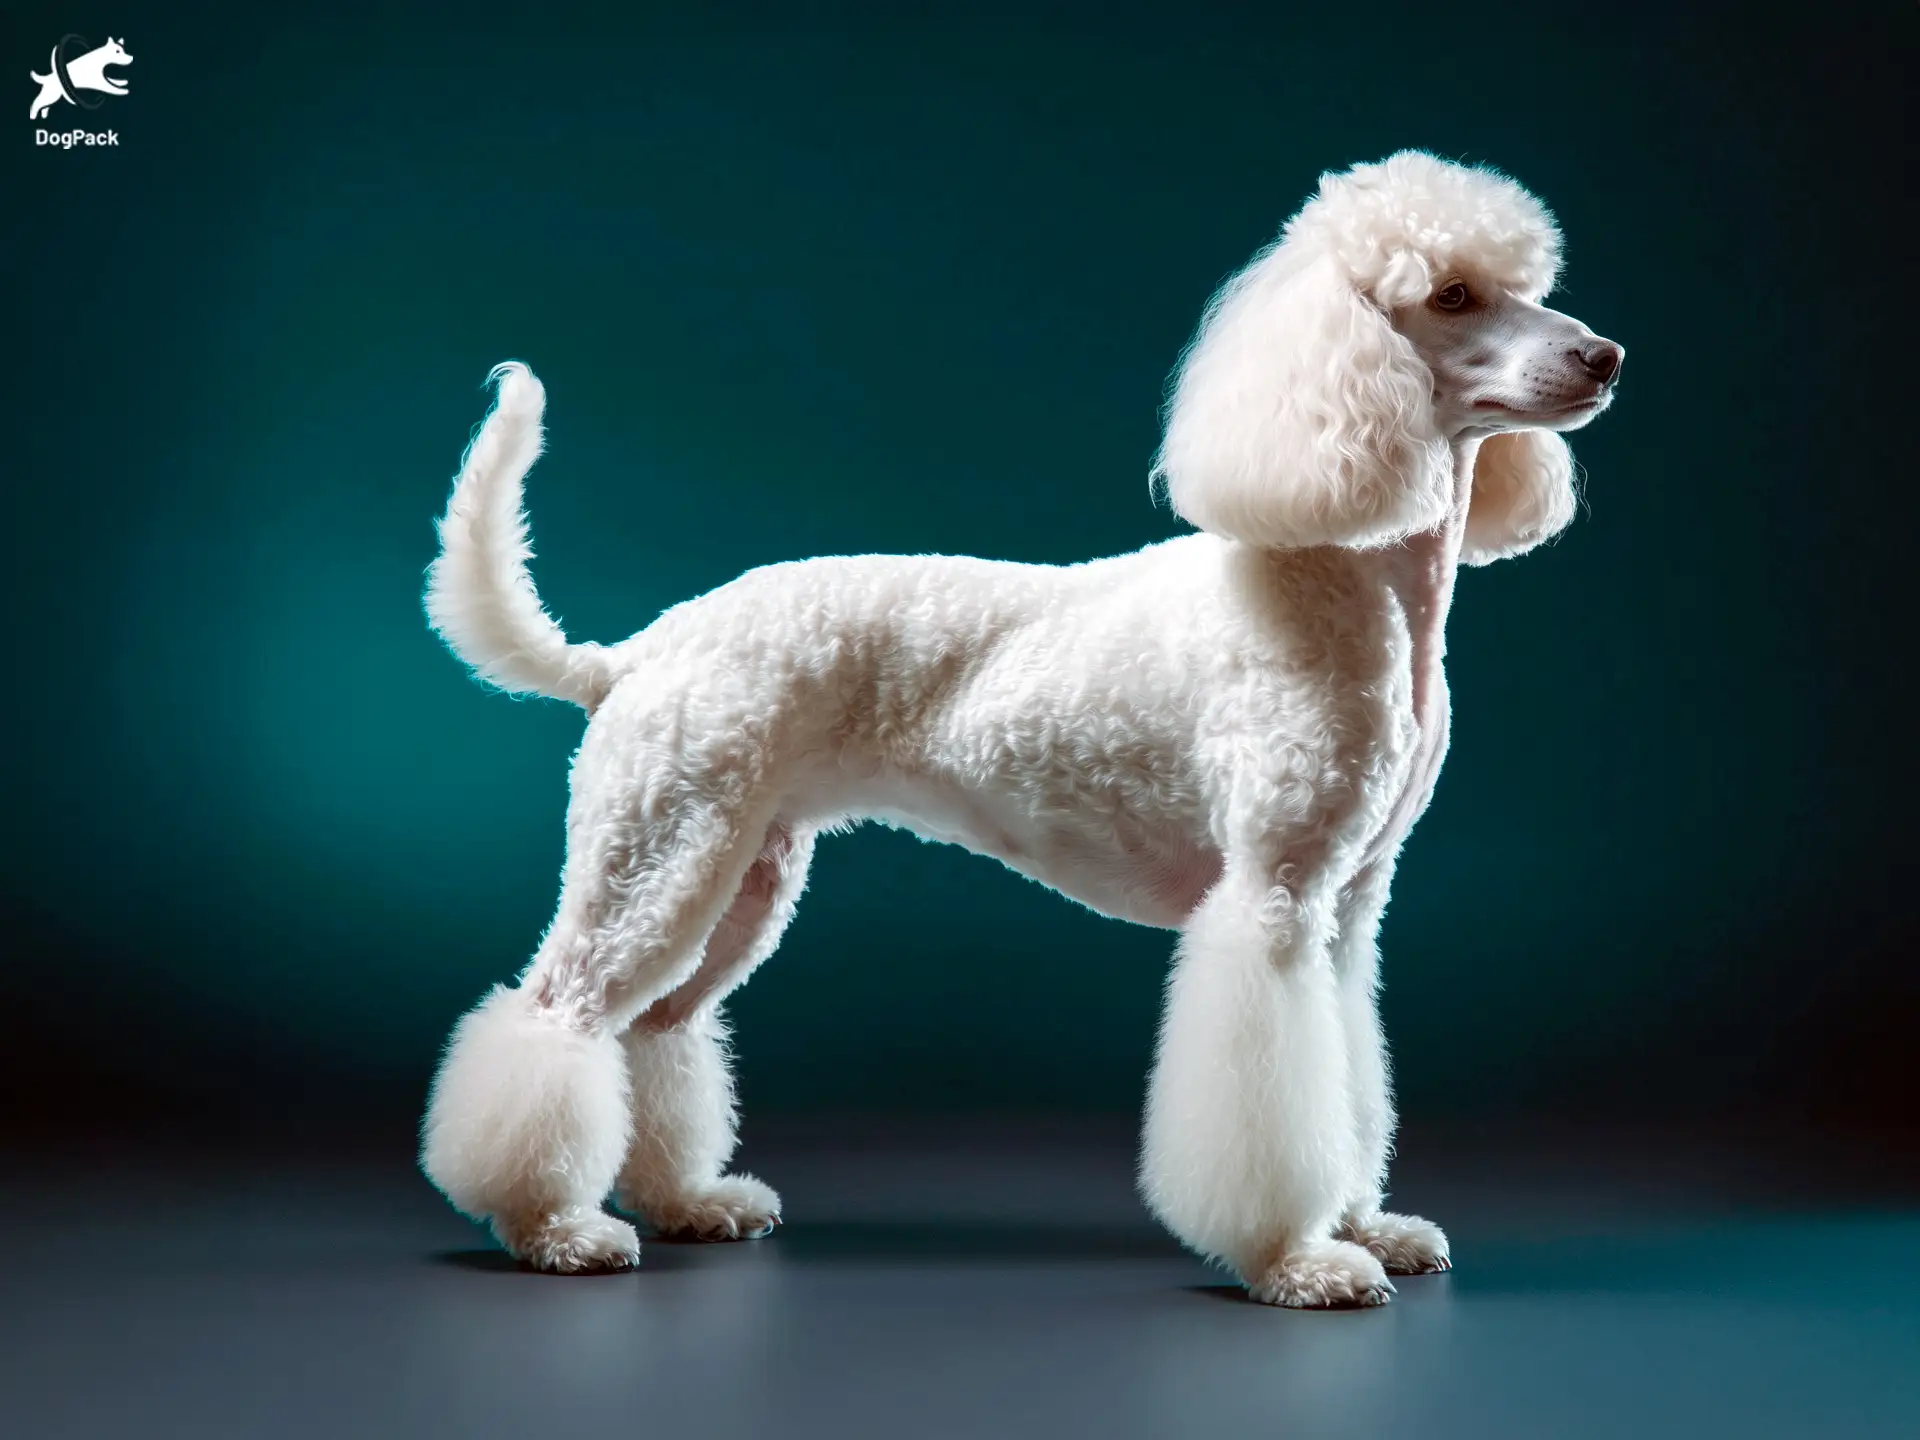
[425, 362, 612, 709]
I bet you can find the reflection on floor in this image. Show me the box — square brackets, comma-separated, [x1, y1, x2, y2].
[3, 1117, 1915, 1439]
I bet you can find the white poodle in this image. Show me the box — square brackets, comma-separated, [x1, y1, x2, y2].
[419, 150, 1622, 1306]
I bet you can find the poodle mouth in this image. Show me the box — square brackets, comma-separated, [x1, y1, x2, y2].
[1475, 397, 1606, 423]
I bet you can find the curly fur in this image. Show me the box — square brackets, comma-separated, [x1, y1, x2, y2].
[1154, 152, 1573, 557]
[418, 151, 1623, 1304]
[1461, 430, 1578, 565]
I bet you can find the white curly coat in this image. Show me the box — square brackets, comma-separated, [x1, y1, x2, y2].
[419, 151, 1623, 1306]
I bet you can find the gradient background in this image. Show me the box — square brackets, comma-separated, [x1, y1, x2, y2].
[5, 0, 1913, 1149]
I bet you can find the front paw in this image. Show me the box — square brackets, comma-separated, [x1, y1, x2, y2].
[1246, 1239, 1395, 1308]
[494, 1207, 641, 1274]
[1336, 1210, 1451, 1274]
[618, 1172, 782, 1241]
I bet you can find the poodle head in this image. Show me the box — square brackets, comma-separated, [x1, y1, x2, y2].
[1154, 151, 1622, 563]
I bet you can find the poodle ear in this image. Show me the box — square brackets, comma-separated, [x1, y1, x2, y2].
[1154, 250, 1452, 550]
[1461, 430, 1578, 565]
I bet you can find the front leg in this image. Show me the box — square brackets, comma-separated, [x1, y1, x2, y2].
[1330, 860, 1450, 1275]
[1140, 863, 1392, 1307]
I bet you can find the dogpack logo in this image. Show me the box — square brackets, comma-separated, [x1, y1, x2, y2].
[29, 33, 131, 148]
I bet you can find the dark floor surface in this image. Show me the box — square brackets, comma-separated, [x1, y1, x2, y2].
[4, 1117, 1916, 1439]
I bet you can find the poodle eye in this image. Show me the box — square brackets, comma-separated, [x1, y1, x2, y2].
[1432, 282, 1473, 312]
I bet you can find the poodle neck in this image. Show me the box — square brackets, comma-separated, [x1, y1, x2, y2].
[1383, 434, 1483, 727]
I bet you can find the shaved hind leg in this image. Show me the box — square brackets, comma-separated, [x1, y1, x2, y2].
[616, 821, 815, 1240]
[420, 722, 787, 1274]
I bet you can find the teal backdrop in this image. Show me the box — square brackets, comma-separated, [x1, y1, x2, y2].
[5, 1, 1912, 1138]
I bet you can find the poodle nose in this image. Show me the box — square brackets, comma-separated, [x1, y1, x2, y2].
[1574, 339, 1623, 385]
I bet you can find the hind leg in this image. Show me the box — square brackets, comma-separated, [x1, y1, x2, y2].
[420, 981, 641, 1272]
[615, 822, 815, 1240]
[421, 728, 783, 1273]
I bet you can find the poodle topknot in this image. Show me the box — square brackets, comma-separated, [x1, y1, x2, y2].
[1290, 151, 1563, 304]
[419, 151, 1623, 1307]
